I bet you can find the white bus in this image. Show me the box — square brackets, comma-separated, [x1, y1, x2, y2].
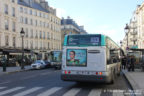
[61, 34, 121, 83]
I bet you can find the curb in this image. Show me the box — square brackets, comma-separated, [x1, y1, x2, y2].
[0, 69, 31, 75]
[122, 71, 134, 89]
[122, 70, 144, 96]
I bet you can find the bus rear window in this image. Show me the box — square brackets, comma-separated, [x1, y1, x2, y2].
[67, 35, 101, 46]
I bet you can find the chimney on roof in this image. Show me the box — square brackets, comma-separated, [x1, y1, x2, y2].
[40, 1, 49, 9]
[67, 16, 70, 19]
[34, 0, 40, 3]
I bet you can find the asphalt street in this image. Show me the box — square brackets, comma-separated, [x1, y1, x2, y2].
[0, 68, 133, 96]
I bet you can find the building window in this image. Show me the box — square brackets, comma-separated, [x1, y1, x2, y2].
[35, 20, 37, 26]
[35, 30, 38, 38]
[48, 42, 49, 49]
[30, 41, 33, 49]
[13, 37, 16, 47]
[5, 36, 9, 46]
[30, 19, 33, 25]
[24, 8, 27, 14]
[20, 7, 23, 13]
[43, 32, 45, 39]
[12, 7, 15, 17]
[26, 28, 28, 37]
[40, 21, 42, 27]
[12, 21, 16, 32]
[47, 32, 49, 39]
[31, 29, 33, 38]
[39, 12, 41, 17]
[25, 17, 28, 24]
[11, 0, 15, 3]
[29, 9, 32, 15]
[40, 31, 42, 39]
[5, 19, 9, 30]
[4, 4, 8, 14]
[34, 11, 37, 16]
[20, 16, 23, 23]
[43, 22, 45, 27]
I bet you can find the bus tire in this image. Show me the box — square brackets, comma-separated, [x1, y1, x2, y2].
[111, 72, 115, 84]
[117, 71, 120, 76]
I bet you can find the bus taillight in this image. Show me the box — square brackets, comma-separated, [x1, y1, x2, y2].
[65, 70, 67, 74]
[68, 71, 71, 74]
[99, 72, 102, 75]
[96, 72, 98, 75]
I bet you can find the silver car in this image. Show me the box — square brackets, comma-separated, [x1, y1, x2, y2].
[31, 60, 46, 69]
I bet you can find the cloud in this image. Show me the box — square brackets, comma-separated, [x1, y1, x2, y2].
[55, 8, 67, 18]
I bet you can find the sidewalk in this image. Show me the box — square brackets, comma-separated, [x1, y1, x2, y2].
[0, 65, 31, 75]
[122, 69, 144, 96]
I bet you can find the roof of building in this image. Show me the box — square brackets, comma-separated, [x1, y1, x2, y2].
[18, 0, 49, 13]
[61, 18, 87, 33]
[61, 19, 80, 30]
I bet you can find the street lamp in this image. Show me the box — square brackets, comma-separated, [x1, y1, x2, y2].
[120, 41, 122, 47]
[20, 28, 25, 70]
[124, 24, 130, 50]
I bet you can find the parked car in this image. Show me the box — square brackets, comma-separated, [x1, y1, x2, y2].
[44, 60, 51, 68]
[31, 60, 46, 69]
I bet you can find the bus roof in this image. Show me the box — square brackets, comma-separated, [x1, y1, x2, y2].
[63, 34, 120, 47]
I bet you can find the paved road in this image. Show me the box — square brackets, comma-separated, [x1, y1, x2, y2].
[0, 68, 133, 96]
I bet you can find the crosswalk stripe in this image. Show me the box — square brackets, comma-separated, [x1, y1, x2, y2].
[37, 87, 62, 96]
[63, 88, 81, 96]
[0, 87, 6, 90]
[0, 87, 24, 96]
[88, 89, 101, 96]
[13, 87, 43, 96]
[113, 92, 124, 96]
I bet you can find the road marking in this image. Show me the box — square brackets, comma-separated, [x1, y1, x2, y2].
[0, 87, 24, 96]
[88, 89, 101, 96]
[113, 92, 124, 96]
[13, 87, 43, 96]
[0, 81, 11, 85]
[63, 88, 81, 96]
[37, 87, 62, 96]
[0, 87, 6, 89]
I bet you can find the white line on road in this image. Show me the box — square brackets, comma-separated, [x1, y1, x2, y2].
[0, 81, 11, 85]
[13, 87, 43, 96]
[63, 88, 81, 96]
[0, 87, 6, 90]
[88, 89, 101, 96]
[37, 87, 62, 96]
[0, 87, 24, 96]
[113, 92, 124, 96]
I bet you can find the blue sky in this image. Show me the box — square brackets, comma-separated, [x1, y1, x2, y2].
[47, 0, 143, 44]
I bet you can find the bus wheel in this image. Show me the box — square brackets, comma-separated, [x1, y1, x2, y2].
[117, 71, 120, 76]
[111, 72, 115, 84]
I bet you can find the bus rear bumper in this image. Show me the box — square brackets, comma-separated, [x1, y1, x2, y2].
[61, 74, 111, 83]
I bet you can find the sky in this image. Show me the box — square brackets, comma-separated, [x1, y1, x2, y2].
[47, 0, 143, 44]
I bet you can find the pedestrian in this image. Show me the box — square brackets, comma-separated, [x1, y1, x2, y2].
[122, 56, 127, 69]
[130, 55, 136, 71]
[127, 56, 131, 71]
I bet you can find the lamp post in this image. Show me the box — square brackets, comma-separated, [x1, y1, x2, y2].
[20, 28, 25, 70]
[124, 24, 130, 50]
[120, 41, 122, 47]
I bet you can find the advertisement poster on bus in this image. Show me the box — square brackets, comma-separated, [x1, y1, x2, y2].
[66, 49, 87, 66]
